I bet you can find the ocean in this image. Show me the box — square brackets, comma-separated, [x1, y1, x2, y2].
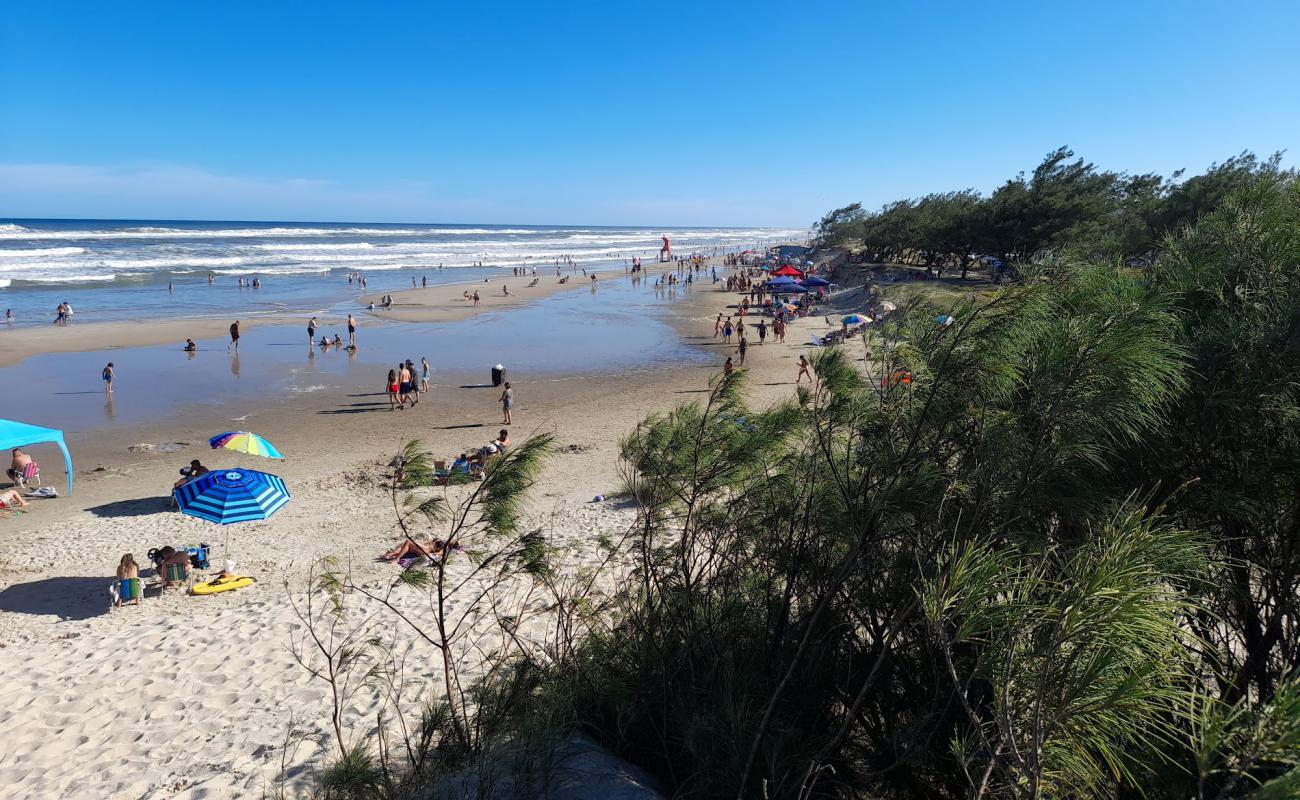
[0, 219, 802, 325]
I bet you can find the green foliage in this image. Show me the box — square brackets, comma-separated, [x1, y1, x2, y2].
[316, 747, 383, 800]
[817, 146, 1294, 274]
[524, 173, 1300, 800]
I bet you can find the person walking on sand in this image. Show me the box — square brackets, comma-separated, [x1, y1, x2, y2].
[500, 382, 513, 425]
[722, 318, 733, 344]
[307, 316, 317, 344]
[387, 369, 399, 410]
[420, 357, 431, 394]
[797, 355, 812, 384]
[714, 314, 723, 338]
[737, 335, 748, 367]
[398, 362, 412, 409]
[757, 319, 767, 345]
[228, 320, 240, 352]
[102, 362, 115, 397]
[347, 314, 357, 347]
[473, 290, 480, 306]
[404, 360, 419, 406]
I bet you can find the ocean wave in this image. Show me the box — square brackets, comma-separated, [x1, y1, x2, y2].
[0, 247, 86, 258]
[0, 225, 553, 241]
[0, 278, 10, 288]
[12, 274, 118, 284]
[256, 242, 377, 251]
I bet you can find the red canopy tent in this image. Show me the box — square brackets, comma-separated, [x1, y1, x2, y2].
[771, 264, 804, 277]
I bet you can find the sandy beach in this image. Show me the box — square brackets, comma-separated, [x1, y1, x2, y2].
[0, 254, 857, 799]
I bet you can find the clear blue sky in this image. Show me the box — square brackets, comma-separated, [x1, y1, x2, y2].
[2, 0, 1297, 227]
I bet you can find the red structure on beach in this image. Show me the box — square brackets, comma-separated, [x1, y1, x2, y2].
[659, 235, 672, 262]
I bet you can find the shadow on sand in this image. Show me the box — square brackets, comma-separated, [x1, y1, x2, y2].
[87, 496, 173, 518]
[0, 575, 114, 620]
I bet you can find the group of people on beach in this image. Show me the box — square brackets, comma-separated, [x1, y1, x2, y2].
[386, 358, 430, 410]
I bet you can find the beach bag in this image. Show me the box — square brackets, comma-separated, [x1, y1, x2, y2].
[188, 543, 211, 570]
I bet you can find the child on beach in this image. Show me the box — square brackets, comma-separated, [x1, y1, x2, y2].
[500, 382, 513, 425]
[102, 362, 114, 396]
[387, 369, 399, 410]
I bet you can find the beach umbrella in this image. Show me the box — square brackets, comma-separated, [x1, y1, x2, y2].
[771, 265, 804, 277]
[774, 283, 808, 293]
[800, 276, 831, 287]
[766, 275, 798, 285]
[174, 468, 291, 525]
[842, 314, 870, 325]
[209, 431, 284, 459]
[781, 302, 799, 312]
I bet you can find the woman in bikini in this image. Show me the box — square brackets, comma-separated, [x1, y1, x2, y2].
[386, 369, 399, 410]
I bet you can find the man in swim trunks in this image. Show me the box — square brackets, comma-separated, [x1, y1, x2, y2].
[7, 449, 32, 485]
[347, 314, 357, 347]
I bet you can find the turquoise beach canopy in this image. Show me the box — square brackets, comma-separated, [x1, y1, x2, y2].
[0, 419, 74, 495]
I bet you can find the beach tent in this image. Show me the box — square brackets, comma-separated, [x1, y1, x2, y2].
[0, 419, 74, 495]
[771, 265, 804, 277]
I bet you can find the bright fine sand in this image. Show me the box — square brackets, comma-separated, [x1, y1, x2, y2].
[0, 257, 858, 798]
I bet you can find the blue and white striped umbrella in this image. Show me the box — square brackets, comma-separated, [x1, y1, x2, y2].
[173, 468, 290, 525]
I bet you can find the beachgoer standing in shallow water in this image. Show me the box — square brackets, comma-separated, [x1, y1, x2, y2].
[347, 314, 357, 347]
[797, 355, 812, 384]
[228, 320, 240, 352]
[102, 362, 115, 397]
[307, 316, 317, 344]
[500, 382, 513, 425]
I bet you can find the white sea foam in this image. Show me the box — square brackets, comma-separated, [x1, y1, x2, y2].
[0, 226, 552, 241]
[0, 246, 86, 258]
[256, 242, 377, 251]
[0, 278, 10, 288]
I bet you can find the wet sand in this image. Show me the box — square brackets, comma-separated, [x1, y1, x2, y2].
[0, 260, 635, 369]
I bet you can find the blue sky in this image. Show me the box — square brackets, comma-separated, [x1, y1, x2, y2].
[1, 0, 1297, 227]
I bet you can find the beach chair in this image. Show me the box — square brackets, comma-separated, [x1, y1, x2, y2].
[110, 577, 145, 607]
[165, 562, 190, 585]
[9, 461, 39, 489]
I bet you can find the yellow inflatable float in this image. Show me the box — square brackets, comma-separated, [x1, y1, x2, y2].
[190, 574, 256, 595]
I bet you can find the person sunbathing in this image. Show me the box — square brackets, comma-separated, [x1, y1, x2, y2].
[174, 459, 209, 488]
[0, 488, 29, 508]
[380, 536, 446, 563]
